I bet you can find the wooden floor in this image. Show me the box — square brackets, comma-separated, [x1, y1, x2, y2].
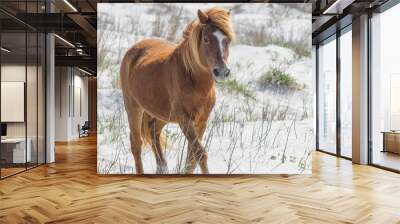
[0, 167, 26, 178]
[372, 150, 400, 171]
[1, 135, 400, 223]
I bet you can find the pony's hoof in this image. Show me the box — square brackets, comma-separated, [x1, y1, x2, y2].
[184, 168, 195, 174]
[156, 166, 169, 174]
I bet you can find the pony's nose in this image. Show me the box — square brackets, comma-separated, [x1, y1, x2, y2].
[225, 68, 230, 77]
[213, 68, 221, 77]
[213, 68, 230, 78]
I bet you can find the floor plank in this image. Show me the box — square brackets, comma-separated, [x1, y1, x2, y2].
[0, 135, 400, 223]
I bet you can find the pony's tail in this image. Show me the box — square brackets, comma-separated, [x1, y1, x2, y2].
[141, 113, 166, 150]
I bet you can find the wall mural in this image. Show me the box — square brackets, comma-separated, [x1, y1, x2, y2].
[97, 3, 313, 174]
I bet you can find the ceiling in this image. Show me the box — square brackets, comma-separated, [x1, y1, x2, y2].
[0, 0, 394, 75]
[311, 0, 390, 43]
[0, 0, 98, 74]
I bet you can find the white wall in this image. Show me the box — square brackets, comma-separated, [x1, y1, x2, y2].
[55, 67, 89, 141]
[55, 67, 69, 141]
[1, 63, 47, 164]
[352, 14, 369, 164]
[1, 66, 26, 138]
[1, 65, 40, 138]
[72, 73, 89, 137]
[45, 4, 56, 163]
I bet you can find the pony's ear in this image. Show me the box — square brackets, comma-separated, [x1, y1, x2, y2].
[198, 9, 209, 24]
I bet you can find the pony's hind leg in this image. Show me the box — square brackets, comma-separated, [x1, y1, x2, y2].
[148, 116, 168, 174]
[126, 104, 145, 174]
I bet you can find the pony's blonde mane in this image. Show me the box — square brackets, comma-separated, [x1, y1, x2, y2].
[180, 7, 235, 74]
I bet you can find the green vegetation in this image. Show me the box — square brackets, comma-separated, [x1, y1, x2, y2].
[275, 41, 311, 59]
[258, 67, 302, 90]
[235, 25, 311, 59]
[220, 79, 256, 101]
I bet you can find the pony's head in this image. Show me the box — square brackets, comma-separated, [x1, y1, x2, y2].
[182, 7, 235, 82]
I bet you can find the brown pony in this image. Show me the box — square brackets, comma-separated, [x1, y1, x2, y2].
[120, 7, 235, 174]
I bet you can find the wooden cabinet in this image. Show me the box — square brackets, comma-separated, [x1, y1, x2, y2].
[382, 132, 400, 154]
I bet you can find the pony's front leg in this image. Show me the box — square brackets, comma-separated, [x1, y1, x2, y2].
[179, 119, 209, 174]
[194, 121, 209, 174]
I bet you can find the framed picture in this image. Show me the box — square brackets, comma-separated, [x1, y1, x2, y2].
[97, 3, 313, 174]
